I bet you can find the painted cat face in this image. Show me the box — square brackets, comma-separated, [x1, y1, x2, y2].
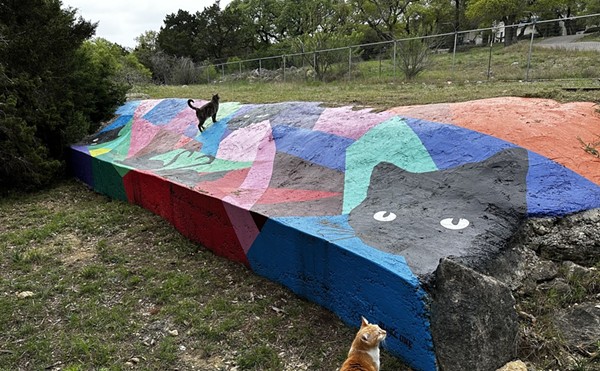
[348, 147, 529, 276]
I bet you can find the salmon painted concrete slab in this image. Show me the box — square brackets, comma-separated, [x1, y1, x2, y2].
[69, 97, 600, 370]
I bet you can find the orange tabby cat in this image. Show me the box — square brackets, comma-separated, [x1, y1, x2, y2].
[340, 317, 387, 371]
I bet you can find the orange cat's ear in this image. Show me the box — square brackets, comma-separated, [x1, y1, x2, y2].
[361, 316, 370, 327]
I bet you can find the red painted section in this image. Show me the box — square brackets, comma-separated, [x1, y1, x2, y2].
[171, 184, 250, 265]
[194, 168, 250, 199]
[124, 171, 173, 221]
[256, 188, 342, 204]
[389, 97, 600, 185]
[124, 170, 250, 265]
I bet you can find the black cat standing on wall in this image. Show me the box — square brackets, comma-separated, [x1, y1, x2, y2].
[188, 94, 219, 132]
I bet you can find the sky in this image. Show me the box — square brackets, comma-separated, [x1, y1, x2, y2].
[62, 1, 231, 49]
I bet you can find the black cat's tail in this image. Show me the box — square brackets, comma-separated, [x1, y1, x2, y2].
[187, 99, 198, 111]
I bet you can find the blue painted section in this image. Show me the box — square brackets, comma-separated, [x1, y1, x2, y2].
[272, 125, 353, 171]
[269, 101, 325, 129]
[199, 113, 237, 157]
[69, 146, 93, 188]
[143, 99, 188, 126]
[100, 115, 132, 133]
[407, 118, 600, 216]
[115, 100, 141, 116]
[247, 214, 437, 371]
[526, 152, 600, 216]
[406, 118, 517, 169]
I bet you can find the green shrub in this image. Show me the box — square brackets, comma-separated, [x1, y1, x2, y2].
[0, 0, 128, 192]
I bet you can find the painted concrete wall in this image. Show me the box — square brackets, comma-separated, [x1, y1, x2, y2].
[69, 98, 600, 370]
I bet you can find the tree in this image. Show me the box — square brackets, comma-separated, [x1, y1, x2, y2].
[134, 30, 159, 69]
[228, 0, 285, 46]
[194, 2, 256, 61]
[530, 0, 590, 35]
[157, 2, 256, 63]
[350, 0, 414, 40]
[157, 9, 201, 60]
[292, 30, 363, 81]
[466, 0, 529, 45]
[82, 38, 151, 87]
[0, 0, 127, 192]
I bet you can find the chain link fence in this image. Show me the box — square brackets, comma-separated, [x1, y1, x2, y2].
[182, 14, 600, 85]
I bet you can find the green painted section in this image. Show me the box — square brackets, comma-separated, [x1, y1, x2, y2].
[218, 102, 243, 118]
[343, 117, 438, 213]
[90, 120, 133, 162]
[91, 158, 128, 201]
[150, 149, 252, 172]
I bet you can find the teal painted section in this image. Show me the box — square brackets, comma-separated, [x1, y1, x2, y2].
[343, 117, 438, 213]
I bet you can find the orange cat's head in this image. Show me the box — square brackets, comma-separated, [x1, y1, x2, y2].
[352, 316, 387, 351]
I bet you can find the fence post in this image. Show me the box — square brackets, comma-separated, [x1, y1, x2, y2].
[526, 22, 536, 81]
[487, 34, 494, 81]
[206, 66, 210, 84]
[239, 60, 242, 76]
[393, 40, 397, 80]
[313, 52, 317, 81]
[348, 47, 352, 81]
[283, 55, 286, 82]
[452, 31, 458, 79]
[221, 64, 225, 79]
[259, 59, 262, 76]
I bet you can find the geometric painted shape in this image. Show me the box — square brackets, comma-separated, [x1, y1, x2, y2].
[272, 125, 354, 171]
[344, 117, 438, 213]
[142, 99, 189, 125]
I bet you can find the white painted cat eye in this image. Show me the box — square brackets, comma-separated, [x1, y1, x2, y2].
[373, 211, 397, 222]
[440, 218, 470, 230]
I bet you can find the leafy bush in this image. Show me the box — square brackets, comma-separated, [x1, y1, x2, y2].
[0, 0, 128, 192]
[171, 57, 200, 85]
[226, 56, 242, 74]
[397, 37, 434, 80]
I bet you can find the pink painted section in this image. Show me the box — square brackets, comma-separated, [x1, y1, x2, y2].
[133, 100, 161, 120]
[175, 136, 194, 149]
[223, 125, 275, 209]
[164, 109, 197, 136]
[314, 106, 395, 139]
[388, 103, 454, 124]
[224, 203, 260, 254]
[127, 118, 161, 159]
[215, 121, 275, 254]
[193, 169, 250, 199]
[217, 120, 271, 162]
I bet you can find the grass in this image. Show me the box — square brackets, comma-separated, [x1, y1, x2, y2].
[135, 78, 600, 112]
[0, 180, 410, 370]
[578, 32, 600, 42]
